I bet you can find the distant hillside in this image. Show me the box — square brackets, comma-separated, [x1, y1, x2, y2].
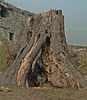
[68, 45, 87, 71]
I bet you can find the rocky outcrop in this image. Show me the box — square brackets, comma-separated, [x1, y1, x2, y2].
[0, 1, 34, 45]
[0, 9, 87, 89]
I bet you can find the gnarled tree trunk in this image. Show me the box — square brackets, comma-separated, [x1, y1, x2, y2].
[0, 10, 87, 89]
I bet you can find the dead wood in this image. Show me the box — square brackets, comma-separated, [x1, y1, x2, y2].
[0, 9, 87, 89]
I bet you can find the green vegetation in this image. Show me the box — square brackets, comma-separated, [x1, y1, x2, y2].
[38, 76, 46, 87]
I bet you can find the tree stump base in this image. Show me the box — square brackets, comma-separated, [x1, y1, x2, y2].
[0, 9, 87, 89]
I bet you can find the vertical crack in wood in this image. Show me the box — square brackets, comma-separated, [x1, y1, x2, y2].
[17, 36, 38, 86]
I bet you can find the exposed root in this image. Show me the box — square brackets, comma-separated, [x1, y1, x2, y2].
[0, 87, 11, 92]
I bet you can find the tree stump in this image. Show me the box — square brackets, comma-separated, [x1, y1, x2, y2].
[0, 9, 87, 89]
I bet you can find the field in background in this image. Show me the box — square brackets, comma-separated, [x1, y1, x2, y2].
[68, 45, 87, 71]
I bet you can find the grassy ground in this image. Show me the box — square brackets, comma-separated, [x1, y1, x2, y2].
[0, 85, 87, 100]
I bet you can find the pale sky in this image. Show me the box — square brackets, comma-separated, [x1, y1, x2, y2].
[4, 0, 87, 46]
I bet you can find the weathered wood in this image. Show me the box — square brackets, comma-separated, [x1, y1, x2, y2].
[17, 36, 38, 85]
[0, 87, 11, 92]
[0, 9, 87, 89]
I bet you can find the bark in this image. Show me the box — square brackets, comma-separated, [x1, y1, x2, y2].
[0, 9, 87, 89]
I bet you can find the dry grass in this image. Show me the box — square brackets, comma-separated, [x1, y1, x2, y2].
[68, 45, 87, 71]
[0, 45, 15, 74]
[0, 85, 87, 100]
